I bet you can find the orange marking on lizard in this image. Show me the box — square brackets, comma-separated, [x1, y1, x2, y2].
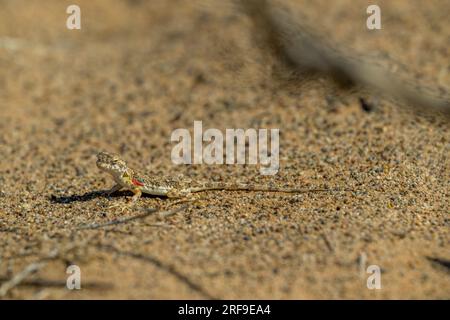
[132, 178, 144, 187]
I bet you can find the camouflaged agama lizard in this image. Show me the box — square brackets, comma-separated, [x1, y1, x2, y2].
[96, 151, 351, 209]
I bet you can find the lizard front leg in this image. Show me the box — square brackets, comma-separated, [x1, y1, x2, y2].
[108, 188, 142, 212]
[131, 188, 142, 203]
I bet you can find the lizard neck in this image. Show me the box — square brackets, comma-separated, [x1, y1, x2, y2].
[112, 167, 135, 188]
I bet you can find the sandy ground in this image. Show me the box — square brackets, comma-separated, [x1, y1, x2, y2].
[0, 0, 449, 299]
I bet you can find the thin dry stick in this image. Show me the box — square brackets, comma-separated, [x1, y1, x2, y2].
[76, 205, 188, 230]
[76, 208, 157, 230]
[0, 240, 91, 298]
[98, 244, 218, 300]
[158, 204, 191, 217]
[321, 233, 334, 253]
[0, 249, 58, 297]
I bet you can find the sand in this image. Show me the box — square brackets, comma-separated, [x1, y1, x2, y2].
[0, 0, 448, 299]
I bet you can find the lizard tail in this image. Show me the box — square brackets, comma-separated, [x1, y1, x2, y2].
[188, 183, 354, 194]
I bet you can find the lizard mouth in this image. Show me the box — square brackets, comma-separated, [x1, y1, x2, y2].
[96, 160, 107, 170]
[96, 152, 116, 169]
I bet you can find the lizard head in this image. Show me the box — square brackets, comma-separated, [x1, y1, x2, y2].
[96, 151, 128, 176]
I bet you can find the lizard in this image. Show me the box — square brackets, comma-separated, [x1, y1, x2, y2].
[96, 151, 353, 209]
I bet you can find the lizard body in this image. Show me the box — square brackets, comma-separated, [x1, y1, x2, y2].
[96, 152, 352, 205]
